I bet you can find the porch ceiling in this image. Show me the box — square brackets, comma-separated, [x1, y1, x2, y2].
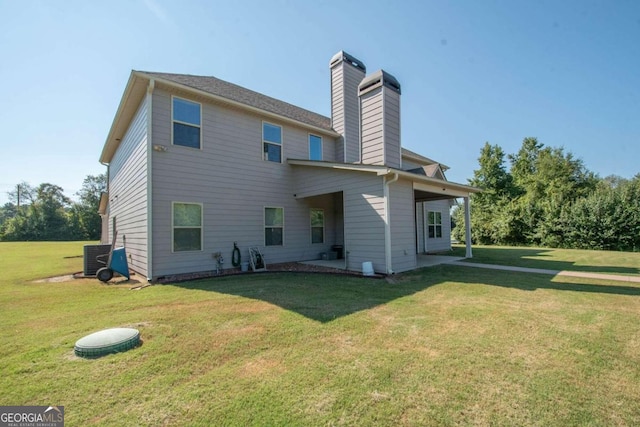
[414, 189, 456, 202]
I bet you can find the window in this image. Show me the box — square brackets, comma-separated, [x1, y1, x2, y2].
[172, 97, 201, 149]
[263, 122, 282, 162]
[428, 211, 442, 239]
[173, 202, 202, 251]
[265, 207, 284, 246]
[309, 134, 322, 161]
[310, 209, 324, 244]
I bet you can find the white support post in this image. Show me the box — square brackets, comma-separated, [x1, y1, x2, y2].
[464, 196, 472, 258]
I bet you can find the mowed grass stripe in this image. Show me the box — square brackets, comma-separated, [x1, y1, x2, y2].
[1, 242, 639, 425]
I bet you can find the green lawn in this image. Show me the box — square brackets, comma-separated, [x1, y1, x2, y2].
[452, 244, 640, 276]
[2, 242, 640, 426]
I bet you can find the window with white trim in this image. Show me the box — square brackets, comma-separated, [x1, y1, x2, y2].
[310, 208, 324, 244]
[265, 207, 284, 246]
[172, 202, 202, 251]
[309, 134, 322, 161]
[263, 122, 282, 162]
[427, 211, 442, 239]
[172, 97, 201, 149]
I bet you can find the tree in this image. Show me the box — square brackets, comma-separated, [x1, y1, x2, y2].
[504, 138, 597, 246]
[1, 174, 107, 242]
[2, 183, 70, 241]
[7, 182, 35, 210]
[562, 175, 640, 251]
[71, 173, 106, 240]
[0, 203, 17, 230]
[465, 142, 518, 244]
[456, 137, 603, 248]
[509, 137, 543, 190]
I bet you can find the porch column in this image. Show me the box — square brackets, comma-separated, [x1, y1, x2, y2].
[464, 196, 472, 258]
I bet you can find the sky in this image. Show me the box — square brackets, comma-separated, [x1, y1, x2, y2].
[1, 0, 639, 205]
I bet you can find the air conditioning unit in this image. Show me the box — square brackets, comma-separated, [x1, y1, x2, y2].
[83, 244, 112, 276]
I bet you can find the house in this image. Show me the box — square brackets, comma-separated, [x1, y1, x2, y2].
[98, 51, 479, 281]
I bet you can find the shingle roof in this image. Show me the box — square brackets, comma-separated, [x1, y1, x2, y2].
[407, 164, 444, 179]
[139, 71, 333, 132]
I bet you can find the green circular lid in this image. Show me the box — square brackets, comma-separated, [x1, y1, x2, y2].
[74, 327, 140, 358]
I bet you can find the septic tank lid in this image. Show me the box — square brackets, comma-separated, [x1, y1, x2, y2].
[74, 327, 140, 358]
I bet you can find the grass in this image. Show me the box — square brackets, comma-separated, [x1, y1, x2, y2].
[1, 242, 640, 425]
[451, 244, 640, 276]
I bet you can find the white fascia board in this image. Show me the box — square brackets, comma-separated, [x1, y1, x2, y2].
[412, 181, 473, 198]
[100, 72, 148, 164]
[288, 159, 387, 174]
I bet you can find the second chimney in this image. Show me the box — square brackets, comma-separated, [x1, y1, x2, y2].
[358, 70, 402, 169]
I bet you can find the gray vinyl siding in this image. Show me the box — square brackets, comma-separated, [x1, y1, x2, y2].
[383, 90, 401, 169]
[389, 178, 417, 272]
[150, 87, 339, 278]
[108, 97, 149, 277]
[331, 66, 344, 162]
[291, 166, 386, 273]
[320, 134, 338, 162]
[360, 88, 385, 165]
[331, 62, 364, 163]
[422, 199, 452, 253]
[360, 86, 401, 168]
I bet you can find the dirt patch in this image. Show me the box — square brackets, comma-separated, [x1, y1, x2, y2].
[34, 275, 76, 283]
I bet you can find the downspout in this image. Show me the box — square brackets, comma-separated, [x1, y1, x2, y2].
[383, 172, 399, 274]
[146, 79, 155, 281]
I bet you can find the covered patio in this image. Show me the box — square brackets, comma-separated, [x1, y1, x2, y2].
[289, 159, 480, 274]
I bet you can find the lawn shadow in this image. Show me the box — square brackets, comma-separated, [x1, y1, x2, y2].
[417, 264, 640, 297]
[171, 272, 444, 323]
[169, 264, 640, 323]
[451, 246, 640, 276]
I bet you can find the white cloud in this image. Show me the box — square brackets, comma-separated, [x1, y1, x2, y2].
[141, 0, 173, 26]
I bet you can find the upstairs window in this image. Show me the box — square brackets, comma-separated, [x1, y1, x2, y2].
[265, 207, 284, 246]
[427, 211, 442, 239]
[173, 202, 202, 252]
[309, 134, 322, 161]
[310, 209, 324, 244]
[263, 122, 282, 162]
[173, 97, 201, 149]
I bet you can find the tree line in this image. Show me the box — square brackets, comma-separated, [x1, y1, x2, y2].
[452, 138, 640, 251]
[0, 174, 106, 241]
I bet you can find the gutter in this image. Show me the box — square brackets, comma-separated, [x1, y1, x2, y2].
[383, 172, 399, 274]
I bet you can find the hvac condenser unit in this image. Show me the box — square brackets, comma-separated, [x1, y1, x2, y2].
[83, 244, 112, 276]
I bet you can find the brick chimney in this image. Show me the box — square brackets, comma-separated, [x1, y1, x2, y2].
[358, 70, 402, 168]
[330, 51, 366, 163]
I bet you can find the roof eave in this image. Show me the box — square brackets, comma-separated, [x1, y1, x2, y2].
[287, 159, 480, 194]
[99, 71, 149, 164]
[401, 148, 450, 170]
[135, 72, 341, 138]
[98, 192, 108, 215]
